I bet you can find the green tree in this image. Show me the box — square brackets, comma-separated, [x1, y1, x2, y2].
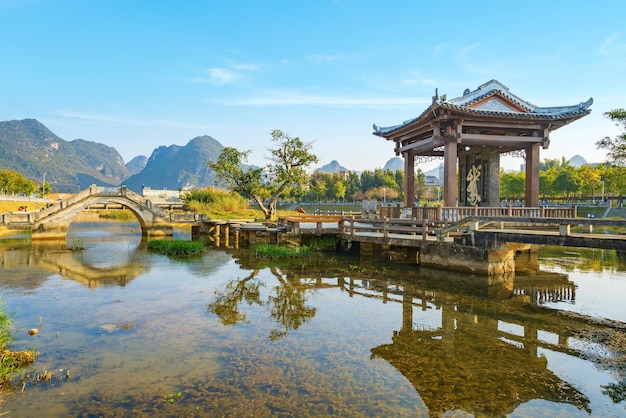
[329, 174, 347, 201]
[308, 173, 328, 202]
[539, 169, 557, 198]
[345, 171, 361, 201]
[360, 170, 375, 192]
[539, 157, 570, 171]
[602, 164, 626, 196]
[577, 165, 602, 198]
[0, 170, 37, 195]
[595, 109, 626, 165]
[209, 130, 318, 220]
[552, 167, 582, 197]
[500, 171, 525, 199]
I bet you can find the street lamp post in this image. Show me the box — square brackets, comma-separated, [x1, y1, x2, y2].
[42, 172, 46, 196]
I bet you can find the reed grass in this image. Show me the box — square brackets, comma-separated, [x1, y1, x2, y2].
[0, 299, 38, 387]
[147, 239, 204, 256]
[255, 244, 312, 259]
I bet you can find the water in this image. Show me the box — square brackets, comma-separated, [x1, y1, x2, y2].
[0, 220, 625, 417]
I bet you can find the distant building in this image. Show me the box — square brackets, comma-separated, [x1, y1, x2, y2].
[260, 170, 276, 185]
[141, 186, 181, 202]
[425, 175, 441, 187]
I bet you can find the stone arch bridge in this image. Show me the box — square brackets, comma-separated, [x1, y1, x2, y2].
[0, 185, 207, 239]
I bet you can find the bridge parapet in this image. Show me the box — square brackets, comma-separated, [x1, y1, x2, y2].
[0, 184, 208, 238]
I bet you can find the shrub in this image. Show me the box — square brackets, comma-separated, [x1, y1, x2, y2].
[182, 188, 248, 212]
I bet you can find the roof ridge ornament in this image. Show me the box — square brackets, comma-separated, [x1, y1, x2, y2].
[432, 88, 446, 104]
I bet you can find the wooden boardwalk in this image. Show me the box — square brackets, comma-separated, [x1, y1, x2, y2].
[279, 212, 626, 252]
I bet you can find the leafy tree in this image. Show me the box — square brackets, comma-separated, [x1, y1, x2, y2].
[602, 164, 626, 196]
[329, 174, 347, 201]
[500, 171, 525, 199]
[0, 170, 37, 195]
[577, 165, 602, 198]
[553, 167, 582, 197]
[308, 173, 328, 202]
[596, 109, 626, 165]
[360, 169, 375, 192]
[539, 157, 570, 171]
[209, 130, 318, 220]
[539, 169, 557, 198]
[344, 171, 361, 201]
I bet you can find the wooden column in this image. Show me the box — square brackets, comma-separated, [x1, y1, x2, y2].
[403, 151, 415, 208]
[525, 143, 540, 207]
[443, 137, 457, 207]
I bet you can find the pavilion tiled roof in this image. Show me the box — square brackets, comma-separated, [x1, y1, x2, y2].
[373, 79, 593, 136]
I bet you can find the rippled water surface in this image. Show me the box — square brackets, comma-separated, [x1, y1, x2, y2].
[0, 220, 625, 417]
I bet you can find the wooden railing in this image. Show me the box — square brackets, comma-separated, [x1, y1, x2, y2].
[380, 205, 576, 222]
[339, 217, 443, 240]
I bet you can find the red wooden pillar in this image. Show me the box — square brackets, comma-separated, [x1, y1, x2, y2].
[525, 143, 540, 207]
[403, 151, 415, 208]
[443, 138, 457, 207]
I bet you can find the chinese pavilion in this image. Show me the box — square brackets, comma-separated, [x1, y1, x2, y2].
[373, 80, 593, 208]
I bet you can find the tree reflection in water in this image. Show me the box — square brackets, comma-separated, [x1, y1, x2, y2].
[208, 269, 263, 325]
[208, 266, 317, 340]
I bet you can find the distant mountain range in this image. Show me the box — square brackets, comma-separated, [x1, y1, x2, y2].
[0, 119, 129, 192]
[0, 119, 410, 194]
[122, 136, 223, 192]
[0, 118, 592, 194]
[315, 160, 349, 174]
[0, 119, 223, 193]
[383, 157, 403, 172]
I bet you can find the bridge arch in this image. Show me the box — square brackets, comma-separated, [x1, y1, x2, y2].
[0, 185, 205, 240]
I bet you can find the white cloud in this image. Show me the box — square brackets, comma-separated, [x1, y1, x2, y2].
[187, 63, 261, 85]
[50, 111, 209, 129]
[599, 32, 626, 63]
[201, 68, 243, 85]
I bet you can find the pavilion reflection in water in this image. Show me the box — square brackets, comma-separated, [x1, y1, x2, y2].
[367, 283, 590, 416]
[231, 250, 601, 415]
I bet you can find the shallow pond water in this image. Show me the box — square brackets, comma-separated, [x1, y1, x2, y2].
[0, 220, 625, 417]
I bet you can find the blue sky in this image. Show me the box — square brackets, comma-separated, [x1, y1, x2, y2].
[1, 0, 624, 173]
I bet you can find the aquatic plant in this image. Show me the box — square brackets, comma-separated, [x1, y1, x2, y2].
[147, 239, 204, 256]
[0, 299, 38, 387]
[255, 244, 312, 259]
[302, 235, 336, 251]
[69, 238, 85, 251]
